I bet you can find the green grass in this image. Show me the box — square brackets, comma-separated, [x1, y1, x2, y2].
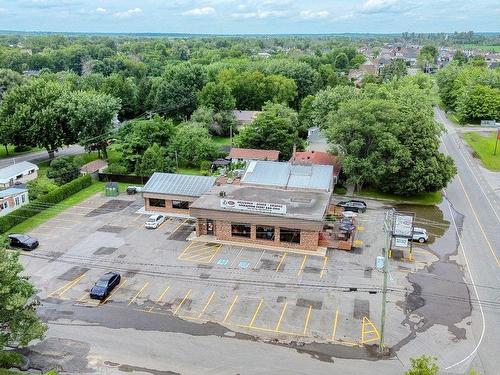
[8, 181, 107, 233]
[461, 44, 500, 52]
[0, 145, 42, 160]
[177, 167, 203, 175]
[212, 136, 232, 146]
[463, 132, 500, 171]
[354, 187, 443, 206]
[0, 370, 22, 375]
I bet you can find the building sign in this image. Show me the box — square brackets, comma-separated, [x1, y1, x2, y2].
[392, 212, 414, 238]
[394, 237, 409, 248]
[480, 120, 498, 127]
[220, 198, 287, 215]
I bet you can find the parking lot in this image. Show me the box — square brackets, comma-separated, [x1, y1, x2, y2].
[16, 192, 437, 351]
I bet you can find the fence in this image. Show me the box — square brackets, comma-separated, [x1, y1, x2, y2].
[97, 173, 149, 185]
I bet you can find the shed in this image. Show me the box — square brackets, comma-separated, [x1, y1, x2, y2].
[105, 182, 119, 197]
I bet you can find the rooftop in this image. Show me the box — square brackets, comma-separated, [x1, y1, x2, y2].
[232, 110, 261, 124]
[229, 148, 280, 161]
[80, 159, 108, 173]
[290, 151, 341, 176]
[190, 184, 330, 222]
[142, 172, 216, 197]
[0, 187, 28, 199]
[241, 161, 333, 192]
[0, 161, 38, 182]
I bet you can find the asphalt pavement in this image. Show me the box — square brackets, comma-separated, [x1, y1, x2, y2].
[0, 144, 85, 168]
[435, 107, 500, 374]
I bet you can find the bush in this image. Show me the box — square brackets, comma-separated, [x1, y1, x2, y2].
[26, 179, 58, 200]
[200, 160, 212, 171]
[0, 175, 92, 233]
[0, 351, 22, 368]
[47, 157, 81, 185]
[13, 145, 31, 153]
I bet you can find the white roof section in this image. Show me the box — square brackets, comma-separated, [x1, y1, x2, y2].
[142, 172, 216, 197]
[0, 161, 38, 183]
[241, 161, 333, 192]
[0, 187, 28, 199]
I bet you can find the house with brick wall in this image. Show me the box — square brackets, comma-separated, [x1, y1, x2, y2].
[0, 188, 29, 216]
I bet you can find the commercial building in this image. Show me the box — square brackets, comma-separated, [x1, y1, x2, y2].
[0, 161, 38, 188]
[0, 188, 29, 216]
[142, 173, 216, 215]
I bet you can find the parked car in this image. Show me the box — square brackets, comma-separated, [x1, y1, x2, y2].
[90, 272, 121, 300]
[336, 200, 367, 213]
[126, 186, 142, 195]
[145, 214, 166, 229]
[339, 217, 356, 233]
[412, 227, 429, 243]
[8, 234, 39, 250]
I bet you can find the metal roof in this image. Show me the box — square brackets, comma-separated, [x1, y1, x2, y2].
[0, 161, 38, 183]
[241, 161, 333, 192]
[0, 187, 28, 198]
[142, 172, 216, 197]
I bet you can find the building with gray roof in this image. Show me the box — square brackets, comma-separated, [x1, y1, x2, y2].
[0, 161, 38, 188]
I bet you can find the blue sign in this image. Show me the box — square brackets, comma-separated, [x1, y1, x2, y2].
[238, 261, 250, 269]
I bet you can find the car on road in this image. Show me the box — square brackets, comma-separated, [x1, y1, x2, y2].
[412, 227, 429, 243]
[90, 272, 121, 300]
[336, 200, 367, 213]
[8, 234, 39, 250]
[126, 186, 142, 195]
[145, 214, 166, 229]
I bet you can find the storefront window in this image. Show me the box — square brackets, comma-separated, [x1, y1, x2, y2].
[172, 200, 189, 209]
[256, 226, 275, 241]
[280, 228, 301, 244]
[149, 198, 166, 208]
[231, 223, 251, 238]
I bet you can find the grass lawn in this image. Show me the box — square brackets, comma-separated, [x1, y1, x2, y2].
[463, 132, 500, 171]
[461, 44, 500, 52]
[212, 136, 232, 146]
[354, 187, 443, 206]
[177, 167, 203, 176]
[8, 181, 107, 234]
[0, 370, 21, 375]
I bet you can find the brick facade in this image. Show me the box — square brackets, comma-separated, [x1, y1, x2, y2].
[196, 218, 320, 251]
[143, 193, 195, 215]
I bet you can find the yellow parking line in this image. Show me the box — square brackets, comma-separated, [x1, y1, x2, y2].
[320, 256, 328, 279]
[230, 322, 299, 337]
[171, 218, 188, 235]
[249, 299, 264, 327]
[207, 244, 223, 263]
[275, 253, 287, 272]
[298, 255, 308, 276]
[47, 274, 86, 298]
[331, 309, 339, 341]
[148, 286, 170, 312]
[132, 214, 143, 223]
[183, 246, 215, 257]
[174, 289, 192, 315]
[274, 302, 288, 332]
[361, 316, 380, 344]
[198, 291, 216, 318]
[223, 295, 239, 323]
[303, 306, 312, 336]
[128, 282, 149, 305]
[101, 278, 128, 304]
[178, 242, 195, 260]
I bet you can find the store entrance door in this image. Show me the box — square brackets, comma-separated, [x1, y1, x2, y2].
[206, 219, 214, 235]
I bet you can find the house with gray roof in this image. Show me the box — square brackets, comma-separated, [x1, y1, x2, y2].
[0, 161, 39, 188]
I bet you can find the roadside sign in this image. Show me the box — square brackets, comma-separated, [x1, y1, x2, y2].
[394, 237, 409, 248]
[481, 120, 498, 127]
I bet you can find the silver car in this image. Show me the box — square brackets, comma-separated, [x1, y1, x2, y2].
[412, 227, 428, 243]
[145, 214, 166, 229]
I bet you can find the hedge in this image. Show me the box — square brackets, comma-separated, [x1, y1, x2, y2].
[0, 174, 92, 233]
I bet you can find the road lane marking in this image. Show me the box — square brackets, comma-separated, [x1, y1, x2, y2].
[320, 256, 328, 279]
[249, 299, 264, 327]
[331, 309, 339, 341]
[275, 303, 288, 332]
[223, 295, 239, 323]
[198, 291, 216, 318]
[275, 253, 287, 272]
[148, 286, 170, 312]
[298, 255, 308, 276]
[303, 306, 312, 336]
[174, 289, 192, 315]
[128, 282, 149, 305]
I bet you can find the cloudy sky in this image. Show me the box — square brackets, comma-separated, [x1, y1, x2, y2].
[0, 0, 498, 34]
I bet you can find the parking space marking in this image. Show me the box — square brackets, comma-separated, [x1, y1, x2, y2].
[357, 226, 365, 231]
[354, 239, 363, 247]
[302, 306, 313, 335]
[298, 255, 308, 276]
[177, 242, 195, 259]
[171, 219, 188, 234]
[320, 256, 328, 279]
[101, 278, 128, 304]
[174, 289, 192, 315]
[361, 316, 380, 344]
[148, 286, 170, 312]
[157, 218, 172, 230]
[249, 299, 264, 327]
[198, 291, 216, 318]
[331, 309, 339, 341]
[275, 253, 287, 272]
[47, 274, 86, 298]
[253, 250, 265, 269]
[179, 243, 222, 263]
[275, 302, 288, 332]
[223, 295, 239, 323]
[230, 248, 244, 267]
[128, 282, 149, 305]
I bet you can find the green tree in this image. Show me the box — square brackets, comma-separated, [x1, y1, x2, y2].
[456, 84, 500, 123]
[135, 143, 175, 176]
[311, 86, 358, 128]
[405, 355, 439, 375]
[334, 52, 349, 70]
[102, 73, 138, 120]
[198, 82, 236, 111]
[380, 58, 407, 81]
[453, 50, 468, 65]
[169, 123, 220, 167]
[236, 102, 303, 160]
[47, 157, 81, 185]
[0, 245, 47, 349]
[0, 68, 24, 98]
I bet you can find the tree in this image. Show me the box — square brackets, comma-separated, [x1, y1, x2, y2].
[453, 50, 468, 65]
[405, 355, 439, 375]
[47, 157, 81, 185]
[418, 45, 438, 71]
[380, 58, 407, 81]
[191, 106, 237, 137]
[334, 52, 349, 70]
[311, 86, 358, 128]
[0, 68, 24, 99]
[456, 84, 500, 123]
[0, 78, 75, 159]
[101, 73, 138, 120]
[0, 244, 47, 349]
[198, 82, 236, 111]
[236, 102, 303, 160]
[135, 143, 175, 176]
[169, 123, 220, 167]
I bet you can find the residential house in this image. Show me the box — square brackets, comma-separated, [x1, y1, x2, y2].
[0, 188, 29, 216]
[232, 110, 261, 128]
[0, 161, 39, 188]
[290, 150, 341, 185]
[80, 159, 108, 177]
[228, 148, 280, 164]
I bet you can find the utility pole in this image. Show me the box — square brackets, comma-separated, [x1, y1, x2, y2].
[379, 209, 394, 353]
[230, 123, 233, 146]
[494, 128, 499, 156]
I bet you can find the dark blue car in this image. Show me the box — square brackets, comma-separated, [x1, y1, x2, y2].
[90, 272, 121, 300]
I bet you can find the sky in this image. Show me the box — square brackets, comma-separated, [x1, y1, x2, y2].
[0, 0, 498, 34]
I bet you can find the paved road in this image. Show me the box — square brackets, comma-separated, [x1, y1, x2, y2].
[0, 145, 85, 168]
[435, 107, 500, 374]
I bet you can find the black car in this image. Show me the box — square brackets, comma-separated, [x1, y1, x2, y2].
[8, 234, 39, 250]
[90, 272, 121, 300]
[336, 200, 367, 213]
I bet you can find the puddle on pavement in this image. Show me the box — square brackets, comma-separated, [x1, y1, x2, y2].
[392, 199, 471, 351]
